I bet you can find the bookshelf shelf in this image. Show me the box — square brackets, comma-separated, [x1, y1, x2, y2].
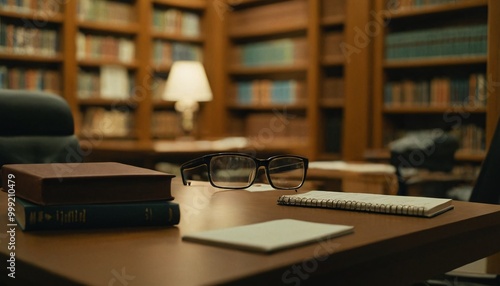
[0, 10, 64, 22]
[151, 32, 204, 43]
[321, 15, 345, 27]
[77, 59, 139, 69]
[390, 0, 488, 19]
[383, 106, 487, 114]
[153, 0, 206, 10]
[364, 149, 485, 163]
[455, 150, 486, 162]
[228, 21, 308, 39]
[320, 98, 345, 108]
[78, 98, 137, 106]
[384, 56, 488, 69]
[227, 103, 308, 111]
[321, 56, 345, 67]
[0, 53, 64, 63]
[153, 100, 175, 108]
[229, 64, 308, 76]
[77, 21, 140, 35]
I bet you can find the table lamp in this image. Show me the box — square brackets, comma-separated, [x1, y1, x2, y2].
[163, 61, 213, 138]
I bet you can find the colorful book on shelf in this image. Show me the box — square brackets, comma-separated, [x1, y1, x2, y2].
[1, 162, 175, 206]
[15, 197, 180, 231]
[385, 24, 487, 59]
[277, 191, 454, 218]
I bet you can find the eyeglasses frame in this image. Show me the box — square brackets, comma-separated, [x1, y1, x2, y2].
[180, 152, 309, 190]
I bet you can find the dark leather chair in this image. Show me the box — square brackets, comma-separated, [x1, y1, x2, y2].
[417, 118, 500, 286]
[389, 130, 460, 196]
[0, 89, 82, 186]
[469, 117, 500, 204]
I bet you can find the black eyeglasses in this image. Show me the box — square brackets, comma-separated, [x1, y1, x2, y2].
[180, 153, 308, 190]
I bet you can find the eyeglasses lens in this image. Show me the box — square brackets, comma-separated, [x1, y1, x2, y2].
[268, 157, 305, 189]
[210, 155, 257, 188]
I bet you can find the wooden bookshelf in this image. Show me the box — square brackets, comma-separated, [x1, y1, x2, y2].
[372, 0, 499, 164]
[2, 0, 500, 165]
[219, 0, 372, 160]
[0, 1, 65, 96]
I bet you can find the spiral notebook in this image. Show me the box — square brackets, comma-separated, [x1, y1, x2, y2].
[277, 191, 454, 218]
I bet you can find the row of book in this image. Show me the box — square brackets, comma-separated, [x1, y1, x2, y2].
[384, 73, 487, 107]
[152, 8, 200, 37]
[393, 0, 473, 10]
[81, 107, 132, 138]
[77, 66, 133, 100]
[244, 113, 309, 140]
[2, 162, 179, 231]
[76, 32, 135, 63]
[323, 113, 343, 153]
[321, 76, 344, 98]
[233, 38, 308, 67]
[0, 22, 58, 56]
[323, 32, 344, 60]
[151, 76, 166, 100]
[234, 80, 305, 106]
[451, 124, 485, 152]
[0, 0, 61, 13]
[321, 0, 346, 18]
[77, 0, 134, 24]
[151, 111, 181, 139]
[385, 24, 487, 59]
[0, 66, 60, 93]
[152, 40, 203, 66]
[228, 0, 307, 35]
[322, 77, 345, 100]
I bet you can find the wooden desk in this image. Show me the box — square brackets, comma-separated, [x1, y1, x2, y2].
[82, 138, 303, 169]
[2, 179, 500, 285]
[306, 161, 398, 195]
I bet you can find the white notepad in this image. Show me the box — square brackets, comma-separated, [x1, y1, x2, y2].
[182, 219, 354, 253]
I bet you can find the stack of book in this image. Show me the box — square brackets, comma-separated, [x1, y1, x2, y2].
[1, 162, 180, 231]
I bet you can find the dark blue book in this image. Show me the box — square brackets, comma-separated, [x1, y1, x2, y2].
[15, 197, 180, 231]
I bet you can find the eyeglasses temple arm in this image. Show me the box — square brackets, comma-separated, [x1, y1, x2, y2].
[179, 157, 207, 186]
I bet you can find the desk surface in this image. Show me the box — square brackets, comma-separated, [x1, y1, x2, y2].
[83, 138, 303, 168]
[2, 179, 500, 286]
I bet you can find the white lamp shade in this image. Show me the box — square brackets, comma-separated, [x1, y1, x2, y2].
[162, 61, 213, 102]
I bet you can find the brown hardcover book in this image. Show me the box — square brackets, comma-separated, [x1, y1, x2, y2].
[1, 162, 175, 205]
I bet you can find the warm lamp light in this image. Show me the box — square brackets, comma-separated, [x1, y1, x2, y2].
[163, 61, 213, 137]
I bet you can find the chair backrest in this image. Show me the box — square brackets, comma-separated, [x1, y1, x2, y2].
[0, 89, 82, 185]
[469, 117, 500, 204]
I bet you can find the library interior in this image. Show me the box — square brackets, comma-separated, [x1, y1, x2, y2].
[2, 0, 500, 285]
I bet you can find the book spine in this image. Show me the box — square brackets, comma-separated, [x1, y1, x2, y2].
[277, 195, 426, 217]
[18, 200, 180, 231]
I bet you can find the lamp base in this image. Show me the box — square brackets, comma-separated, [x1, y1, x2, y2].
[176, 135, 196, 141]
[174, 100, 199, 139]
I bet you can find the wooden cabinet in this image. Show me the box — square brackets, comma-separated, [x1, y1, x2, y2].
[372, 0, 500, 163]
